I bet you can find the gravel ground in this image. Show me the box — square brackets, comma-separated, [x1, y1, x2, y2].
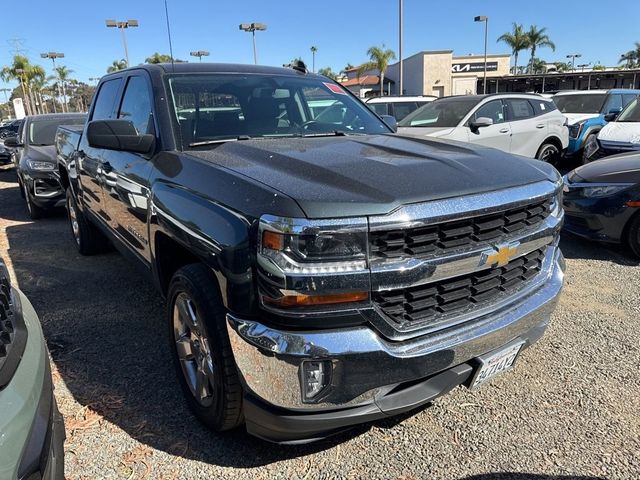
[1, 163, 638, 480]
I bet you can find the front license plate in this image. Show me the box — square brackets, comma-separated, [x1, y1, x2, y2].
[470, 342, 524, 389]
[584, 141, 599, 158]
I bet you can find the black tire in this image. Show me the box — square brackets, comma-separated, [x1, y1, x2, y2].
[535, 142, 560, 164]
[167, 263, 243, 432]
[23, 182, 44, 219]
[626, 214, 640, 258]
[65, 187, 106, 255]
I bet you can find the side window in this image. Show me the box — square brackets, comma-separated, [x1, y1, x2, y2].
[530, 99, 556, 116]
[118, 76, 154, 135]
[506, 99, 535, 121]
[91, 79, 122, 121]
[622, 94, 638, 107]
[605, 94, 623, 113]
[393, 102, 418, 120]
[472, 100, 505, 124]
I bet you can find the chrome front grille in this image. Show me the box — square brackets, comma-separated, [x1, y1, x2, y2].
[370, 198, 552, 260]
[373, 248, 546, 328]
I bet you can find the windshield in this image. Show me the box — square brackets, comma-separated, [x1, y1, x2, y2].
[167, 74, 389, 148]
[617, 98, 640, 123]
[552, 94, 607, 114]
[28, 117, 86, 146]
[398, 98, 480, 128]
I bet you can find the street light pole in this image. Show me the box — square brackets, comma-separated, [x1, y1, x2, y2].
[190, 51, 210, 62]
[106, 19, 139, 67]
[566, 53, 582, 72]
[40, 52, 65, 113]
[310, 46, 317, 73]
[399, 0, 404, 96]
[475, 16, 489, 94]
[239, 23, 267, 65]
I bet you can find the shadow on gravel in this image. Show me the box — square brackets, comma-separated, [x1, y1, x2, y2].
[560, 234, 639, 267]
[461, 474, 604, 480]
[2, 180, 425, 467]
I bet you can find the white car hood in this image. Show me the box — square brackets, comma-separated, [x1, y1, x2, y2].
[397, 126, 456, 138]
[598, 122, 640, 144]
[564, 113, 600, 125]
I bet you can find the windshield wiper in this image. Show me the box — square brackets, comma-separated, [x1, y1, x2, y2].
[189, 135, 252, 147]
[301, 130, 348, 138]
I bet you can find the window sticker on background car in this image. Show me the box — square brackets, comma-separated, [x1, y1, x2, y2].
[323, 83, 347, 95]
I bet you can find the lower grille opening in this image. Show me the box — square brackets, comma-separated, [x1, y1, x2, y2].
[373, 248, 547, 328]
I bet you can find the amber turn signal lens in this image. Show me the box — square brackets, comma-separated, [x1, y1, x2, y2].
[262, 230, 284, 251]
[264, 291, 368, 307]
[626, 201, 640, 207]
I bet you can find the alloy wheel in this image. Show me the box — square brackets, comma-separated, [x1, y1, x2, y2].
[538, 144, 559, 163]
[67, 197, 80, 245]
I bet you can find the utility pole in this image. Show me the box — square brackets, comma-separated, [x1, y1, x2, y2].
[399, 0, 404, 95]
[40, 52, 65, 113]
[239, 23, 267, 65]
[475, 16, 489, 94]
[106, 19, 139, 67]
[190, 51, 210, 62]
[310, 46, 317, 73]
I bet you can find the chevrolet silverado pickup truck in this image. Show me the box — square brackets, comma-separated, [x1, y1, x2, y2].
[56, 63, 565, 443]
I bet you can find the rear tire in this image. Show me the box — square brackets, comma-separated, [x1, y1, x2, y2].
[65, 187, 107, 255]
[626, 214, 640, 258]
[167, 263, 244, 432]
[535, 142, 560, 164]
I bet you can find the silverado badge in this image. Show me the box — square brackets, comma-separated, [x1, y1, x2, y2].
[480, 242, 520, 268]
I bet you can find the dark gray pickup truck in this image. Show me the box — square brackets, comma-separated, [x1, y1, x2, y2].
[56, 63, 565, 443]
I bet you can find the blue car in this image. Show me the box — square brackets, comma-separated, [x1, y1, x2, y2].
[553, 89, 640, 163]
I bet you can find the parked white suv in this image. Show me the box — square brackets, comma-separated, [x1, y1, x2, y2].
[366, 96, 437, 121]
[398, 94, 569, 161]
[584, 96, 640, 161]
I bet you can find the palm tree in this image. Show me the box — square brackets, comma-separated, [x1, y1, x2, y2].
[317, 67, 338, 80]
[553, 61, 571, 73]
[107, 59, 128, 73]
[525, 25, 555, 73]
[358, 46, 396, 97]
[497, 23, 529, 75]
[54, 66, 73, 112]
[145, 53, 174, 64]
[619, 51, 636, 69]
[530, 58, 546, 74]
[0, 55, 45, 115]
[310, 46, 318, 73]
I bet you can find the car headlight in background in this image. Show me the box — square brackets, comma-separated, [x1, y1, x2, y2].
[580, 184, 633, 198]
[26, 160, 56, 171]
[258, 216, 370, 309]
[568, 121, 585, 139]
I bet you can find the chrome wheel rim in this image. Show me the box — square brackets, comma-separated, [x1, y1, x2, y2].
[67, 198, 80, 245]
[172, 292, 216, 407]
[539, 145, 558, 162]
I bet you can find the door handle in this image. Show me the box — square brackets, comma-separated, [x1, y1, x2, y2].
[536, 124, 545, 129]
[499, 128, 509, 133]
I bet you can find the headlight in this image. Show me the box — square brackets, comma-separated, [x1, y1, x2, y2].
[581, 184, 632, 198]
[26, 160, 56, 171]
[258, 216, 370, 310]
[568, 121, 585, 139]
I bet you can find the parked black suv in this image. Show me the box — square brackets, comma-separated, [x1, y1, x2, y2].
[57, 63, 565, 443]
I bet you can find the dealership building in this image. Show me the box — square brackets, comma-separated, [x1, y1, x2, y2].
[341, 50, 511, 98]
[341, 49, 640, 98]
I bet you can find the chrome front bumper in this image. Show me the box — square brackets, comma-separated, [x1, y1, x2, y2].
[227, 249, 565, 412]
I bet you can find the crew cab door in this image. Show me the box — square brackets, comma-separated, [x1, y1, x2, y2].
[77, 77, 124, 222]
[465, 99, 511, 152]
[102, 73, 155, 264]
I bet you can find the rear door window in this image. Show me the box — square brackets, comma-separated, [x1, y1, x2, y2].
[392, 102, 419, 120]
[369, 103, 389, 116]
[91, 78, 123, 121]
[505, 99, 535, 121]
[530, 99, 557, 116]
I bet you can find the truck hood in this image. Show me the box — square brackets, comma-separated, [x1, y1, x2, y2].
[564, 113, 600, 125]
[24, 145, 56, 162]
[188, 134, 557, 218]
[570, 151, 640, 183]
[598, 122, 640, 144]
[397, 126, 457, 138]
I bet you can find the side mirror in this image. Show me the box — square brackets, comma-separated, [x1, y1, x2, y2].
[380, 114, 398, 133]
[86, 119, 155, 154]
[469, 116, 493, 134]
[604, 113, 619, 122]
[3, 136, 20, 148]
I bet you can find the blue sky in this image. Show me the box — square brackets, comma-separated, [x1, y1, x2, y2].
[1, 0, 639, 91]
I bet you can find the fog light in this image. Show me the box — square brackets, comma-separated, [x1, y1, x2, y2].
[301, 360, 331, 402]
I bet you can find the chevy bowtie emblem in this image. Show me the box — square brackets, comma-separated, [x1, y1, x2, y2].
[480, 242, 520, 268]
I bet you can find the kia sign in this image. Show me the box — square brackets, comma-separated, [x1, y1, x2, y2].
[452, 62, 498, 73]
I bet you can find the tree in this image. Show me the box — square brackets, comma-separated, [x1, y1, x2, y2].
[619, 51, 636, 69]
[310, 46, 318, 73]
[342, 63, 355, 74]
[317, 67, 338, 80]
[358, 46, 396, 97]
[525, 25, 555, 73]
[0, 55, 46, 115]
[54, 65, 73, 112]
[145, 53, 173, 64]
[592, 63, 606, 71]
[552, 61, 571, 73]
[530, 58, 546, 74]
[497, 23, 529, 75]
[107, 59, 128, 73]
